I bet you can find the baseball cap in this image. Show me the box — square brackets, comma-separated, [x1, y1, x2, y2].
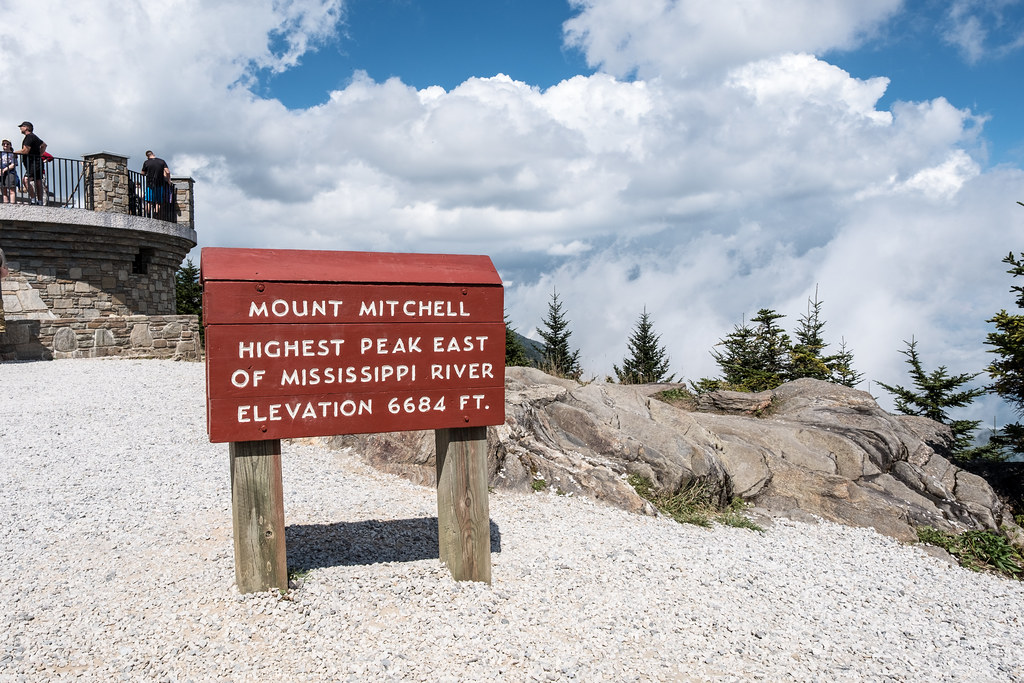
[18, 121, 31, 128]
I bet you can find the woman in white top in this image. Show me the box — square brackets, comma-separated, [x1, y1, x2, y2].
[0, 140, 18, 203]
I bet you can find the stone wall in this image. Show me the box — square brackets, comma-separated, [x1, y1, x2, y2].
[0, 199, 199, 361]
[170, 175, 195, 230]
[1, 315, 201, 361]
[1, 213, 192, 316]
[83, 152, 131, 214]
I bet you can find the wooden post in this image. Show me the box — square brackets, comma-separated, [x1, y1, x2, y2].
[229, 439, 288, 593]
[435, 426, 491, 583]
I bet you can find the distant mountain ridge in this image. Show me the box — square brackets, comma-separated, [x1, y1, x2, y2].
[513, 330, 544, 365]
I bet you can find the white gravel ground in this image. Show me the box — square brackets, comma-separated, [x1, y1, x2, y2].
[1, 358, 1023, 682]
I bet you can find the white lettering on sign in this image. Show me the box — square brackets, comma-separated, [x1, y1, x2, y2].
[358, 300, 471, 318]
[248, 299, 345, 318]
[430, 363, 494, 380]
[433, 335, 489, 352]
[238, 339, 345, 358]
[359, 337, 423, 354]
[280, 365, 417, 386]
[359, 300, 400, 316]
[236, 399, 373, 423]
[231, 369, 267, 387]
[459, 394, 487, 410]
[387, 395, 448, 413]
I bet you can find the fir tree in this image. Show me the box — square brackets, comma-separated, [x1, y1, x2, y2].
[789, 289, 832, 381]
[830, 338, 864, 388]
[750, 308, 791, 387]
[504, 312, 531, 367]
[709, 309, 791, 391]
[700, 292, 861, 393]
[614, 308, 675, 384]
[788, 289, 863, 386]
[877, 337, 987, 458]
[985, 251, 1024, 458]
[536, 289, 582, 380]
[175, 258, 202, 319]
[708, 318, 759, 391]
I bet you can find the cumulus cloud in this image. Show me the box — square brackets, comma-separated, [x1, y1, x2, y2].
[563, 0, 902, 79]
[0, 0, 1018, 426]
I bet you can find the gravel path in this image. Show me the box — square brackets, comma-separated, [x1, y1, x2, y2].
[1, 358, 1022, 682]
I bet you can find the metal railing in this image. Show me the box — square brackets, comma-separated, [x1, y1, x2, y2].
[127, 169, 177, 223]
[4, 153, 87, 209]
[0, 154, 177, 223]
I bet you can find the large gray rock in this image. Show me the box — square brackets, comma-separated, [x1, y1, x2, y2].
[310, 368, 1018, 544]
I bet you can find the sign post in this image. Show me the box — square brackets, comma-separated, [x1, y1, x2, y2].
[202, 248, 505, 590]
[229, 439, 287, 593]
[435, 425, 491, 584]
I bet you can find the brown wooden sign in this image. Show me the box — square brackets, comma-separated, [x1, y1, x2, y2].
[201, 248, 506, 443]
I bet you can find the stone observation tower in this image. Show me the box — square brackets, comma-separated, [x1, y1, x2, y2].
[0, 151, 200, 360]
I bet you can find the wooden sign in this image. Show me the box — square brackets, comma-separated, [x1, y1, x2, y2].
[201, 247, 502, 589]
[201, 248, 506, 443]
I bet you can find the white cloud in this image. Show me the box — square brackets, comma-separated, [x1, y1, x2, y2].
[563, 0, 902, 79]
[943, 0, 1024, 63]
[546, 240, 592, 256]
[0, 0, 1018, 427]
[898, 150, 981, 199]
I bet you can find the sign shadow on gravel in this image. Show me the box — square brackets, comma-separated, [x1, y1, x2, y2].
[286, 518, 501, 571]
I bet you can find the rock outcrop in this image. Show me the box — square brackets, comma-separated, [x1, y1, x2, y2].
[313, 367, 1018, 543]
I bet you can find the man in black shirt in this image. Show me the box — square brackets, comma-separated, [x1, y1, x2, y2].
[17, 122, 46, 205]
[141, 150, 171, 218]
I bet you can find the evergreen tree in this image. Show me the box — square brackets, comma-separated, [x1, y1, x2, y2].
[175, 258, 202, 319]
[789, 290, 832, 381]
[699, 293, 861, 393]
[788, 289, 863, 386]
[536, 289, 582, 380]
[876, 337, 987, 458]
[985, 251, 1024, 457]
[614, 308, 675, 384]
[504, 312, 531, 367]
[709, 319, 759, 391]
[750, 308, 791, 387]
[829, 338, 864, 388]
[708, 309, 789, 392]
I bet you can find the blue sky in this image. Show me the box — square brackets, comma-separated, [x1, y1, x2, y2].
[260, 0, 593, 102]
[827, 0, 1024, 166]
[4, 0, 1024, 426]
[256, 0, 1024, 166]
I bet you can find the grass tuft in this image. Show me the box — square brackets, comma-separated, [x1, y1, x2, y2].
[653, 387, 697, 410]
[628, 475, 763, 532]
[917, 526, 1023, 579]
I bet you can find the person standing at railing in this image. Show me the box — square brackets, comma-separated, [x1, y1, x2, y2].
[17, 121, 46, 205]
[141, 150, 171, 218]
[0, 140, 17, 203]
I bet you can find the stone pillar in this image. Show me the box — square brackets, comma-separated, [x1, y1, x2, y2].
[83, 152, 130, 214]
[171, 176, 195, 229]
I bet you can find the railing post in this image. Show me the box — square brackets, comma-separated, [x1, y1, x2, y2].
[82, 152, 130, 214]
[171, 175, 195, 229]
